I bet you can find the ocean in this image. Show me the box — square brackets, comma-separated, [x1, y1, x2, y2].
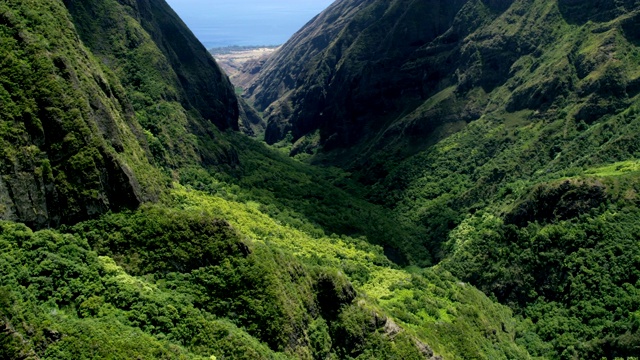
[165, 0, 335, 49]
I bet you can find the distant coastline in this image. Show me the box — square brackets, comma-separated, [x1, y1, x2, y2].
[165, 0, 334, 49]
[210, 45, 279, 88]
[209, 45, 280, 55]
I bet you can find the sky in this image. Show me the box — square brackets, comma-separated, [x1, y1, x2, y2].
[165, 0, 335, 48]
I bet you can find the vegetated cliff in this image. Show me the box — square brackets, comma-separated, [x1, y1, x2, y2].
[246, 0, 640, 161]
[64, 0, 239, 132]
[64, 0, 241, 167]
[0, 0, 151, 229]
[247, 0, 640, 357]
[0, 0, 239, 229]
[245, 0, 495, 146]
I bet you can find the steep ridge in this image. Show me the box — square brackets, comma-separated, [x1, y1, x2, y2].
[246, 0, 640, 162]
[64, 0, 239, 131]
[0, 0, 242, 229]
[247, 0, 640, 357]
[64, 0, 240, 168]
[0, 0, 158, 229]
[246, 0, 510, 146]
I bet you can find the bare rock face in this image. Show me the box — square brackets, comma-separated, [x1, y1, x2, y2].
[383, 317, 402, 339]
[0, 171, 49, 228]
[381, 317, 442, 359]
[414, 339, 435, 358]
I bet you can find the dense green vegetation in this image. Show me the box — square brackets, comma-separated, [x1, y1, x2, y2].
[5, 0, 640, 358]
[188, 133, 433, 265]
[0, 0, 164, 228]
[64, 0, 240, 168]
[361, 25, 640, 352]
[244, 0, 640, 358]
[0, 182, 541, 359]
[0, 0, 548, 359]
[442, 172, 640, 358]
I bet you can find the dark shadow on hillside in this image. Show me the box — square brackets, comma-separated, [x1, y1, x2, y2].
[482, 0, 515, 13]
[622, 12, 640, 46]
[558, 0, 636, 25]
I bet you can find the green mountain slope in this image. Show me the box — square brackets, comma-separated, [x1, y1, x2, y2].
[0, 0, 159, 229]
[0, 0, 547, 359]
[245, 0, 640, 357]
[63, 0, 240, 168]
[0, 0, 241, 229]
[64, 0, 239, 131]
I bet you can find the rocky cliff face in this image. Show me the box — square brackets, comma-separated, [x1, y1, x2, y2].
[0, 0, 240, 228]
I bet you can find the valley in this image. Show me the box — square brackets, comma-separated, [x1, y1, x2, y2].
[1, 0, 640, 359]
